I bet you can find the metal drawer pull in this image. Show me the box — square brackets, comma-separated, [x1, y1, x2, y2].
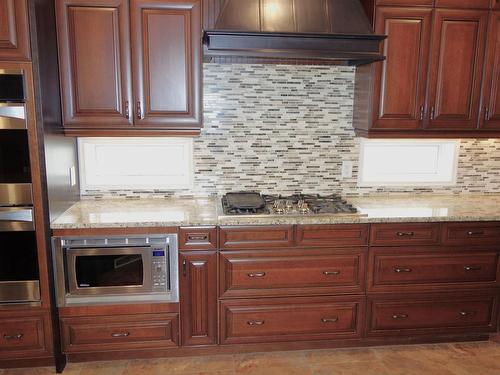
[247, 320, 265, 326]
[321, 317, 339, 323]
[396, 232, 415, 237]
[188, 234, 208, 242]
[124, 101, 130, 119]
[392, 314, 409, 320]
[111, 332, 130, 338]
[464, 266, 482, 271]
[247, 272, 266, 278]
[3, 334, 23, 340]
[323, 271, 341, 276]
[467, 231, 485, 236]
[459, 311, 476, 317]
[394, 267, 412, 273]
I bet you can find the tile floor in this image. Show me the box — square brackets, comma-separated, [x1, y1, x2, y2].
[1, 341, 500, 375]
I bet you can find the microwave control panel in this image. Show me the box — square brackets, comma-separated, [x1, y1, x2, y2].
[152, 248, 169, 292]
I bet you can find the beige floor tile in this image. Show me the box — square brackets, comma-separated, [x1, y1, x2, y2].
[79, 360, 128, 375]
[234, 350, 308, 373]
[304, 347, 379, 364]
[1, 368, 56, 375]
[312, 361, 389, 375]
[154, 354, 235, 374]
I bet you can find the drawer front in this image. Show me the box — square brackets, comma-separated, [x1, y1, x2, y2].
[296, 225, 369, 247]
[370, 223, 440, 246]
[179, 226, 217, 250]
[219, 226, 294, 250]
[220, 249, 366, 298]
[442, 223, 500, 246]
[0, 316, 46, 354]
[61, 313, 179, 353]
[368, 249, 499, 292]
[368, 294, 498, 336]
[220, 296, 364, 344]
[435, 0, 491, 9]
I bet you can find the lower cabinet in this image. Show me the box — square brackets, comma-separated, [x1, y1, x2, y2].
[0, 311, 51, 360]
[220, 296, 365, 345]
[60, 313, 179, 353]
[367, 292, 499, 337]
[180, 251, 217, 346]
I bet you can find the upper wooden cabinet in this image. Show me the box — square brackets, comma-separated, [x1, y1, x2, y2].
[355, 1, 496, 137]
[56, 0, 133, 128]
[371, 7, 432, 130]
[376, 0, 434, 6]
[426, 9, 488, 130]
[494, 0, 500, 10]
[0, 0, 30, 61]
[480, 11, 500, 129]
[130, 0, 202, 129]
[56, 0, 202, 136]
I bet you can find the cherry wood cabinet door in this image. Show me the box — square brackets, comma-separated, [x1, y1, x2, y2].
[480, 12, 500, 129]
[56, 0, 133, 128]
[494, 0, 500, 10]
[426, 9, 488, 130]
[130, 0, 202, 129]
[371, 7, 432, 130]
[0, 0, 30, 61]
[179, 251, 217, 346]
[376, 0, 434, 6]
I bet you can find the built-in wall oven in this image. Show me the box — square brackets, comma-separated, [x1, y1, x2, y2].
[53, 235, 179, 306]
[0, 68, 40, 304]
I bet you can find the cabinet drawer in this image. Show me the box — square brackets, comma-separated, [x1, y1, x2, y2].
[368, 249, 499, 292]
[370, 223, 440, 246]
[179, 226, 217, 250]
[219, 226, 294, 250]
[296, 225, 369, 247]
[220, 248, 366, 298]
[220, 296, 364, 344]
[367, 293, 498, 336]
[434, 0, 491, 9]
[441, 223, 500, 246]
[61, 313, 179, 353]
[0, 315, 46, 354]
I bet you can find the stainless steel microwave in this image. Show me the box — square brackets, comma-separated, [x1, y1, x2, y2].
[53, 235, 178, 306]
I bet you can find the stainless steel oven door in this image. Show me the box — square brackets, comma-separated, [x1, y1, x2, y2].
[0, 103, 26, 130]
[0, 207, 34, 232]
[65, 247, 153, 296]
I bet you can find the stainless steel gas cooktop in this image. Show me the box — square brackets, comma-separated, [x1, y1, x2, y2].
[220, 192, 360, 217]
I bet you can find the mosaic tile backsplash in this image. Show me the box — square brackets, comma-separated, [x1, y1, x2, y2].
[81, 64, 500, 199]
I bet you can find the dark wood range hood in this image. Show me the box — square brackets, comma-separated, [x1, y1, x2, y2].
[203, 0, 386, 66]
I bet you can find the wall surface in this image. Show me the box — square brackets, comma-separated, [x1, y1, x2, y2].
[81, 64, 500, 199]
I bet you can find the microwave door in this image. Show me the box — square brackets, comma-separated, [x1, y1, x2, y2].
[0, 103, 26, 130]
[66, 247, 153, 296]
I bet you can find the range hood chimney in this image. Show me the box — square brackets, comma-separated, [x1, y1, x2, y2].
[203, 0, 386, 66]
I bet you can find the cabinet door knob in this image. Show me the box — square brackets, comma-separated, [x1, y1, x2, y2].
[247, 272, 266, 278]
[137, 101, 143, 120]
[485, 107, 490, 121]
[323, 271, 341, 276]
[125, 101, 130, 119]
[394, 267, 412, 273]
[3, 334, 23, 340]
[111, 332, 130, 338]
[430, 106, 435, 120]
[392, 314, 409, 320]
[419, 105, 425, 121]
[247, 320, 265, 326]
[321, 317, 339, 323]
[182, 259, 187, 276]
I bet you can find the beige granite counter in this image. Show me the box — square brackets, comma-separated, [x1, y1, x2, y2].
[51, 194, 500, 230]
[50, 198, 219, 229]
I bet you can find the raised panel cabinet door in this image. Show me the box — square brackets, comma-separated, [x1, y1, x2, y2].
[179, 251, 217, 346]
[426, 9, 488, 130]
[130, 0, 202, 129]
[372, 7, 432, 130]
[480, 12, 500, 129]
[0, 0, 30, 60]
[495, 0, 500, 10]
[56, 0, 133, 128]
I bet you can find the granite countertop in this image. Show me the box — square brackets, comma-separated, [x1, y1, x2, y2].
[50, 194, 500, 230]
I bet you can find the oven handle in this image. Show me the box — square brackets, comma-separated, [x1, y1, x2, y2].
[0, 207, 34, 232]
